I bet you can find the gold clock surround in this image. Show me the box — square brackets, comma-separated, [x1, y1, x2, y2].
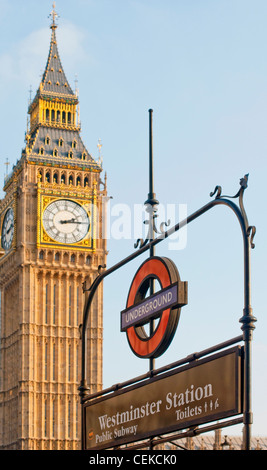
[37, 179, 97, 251]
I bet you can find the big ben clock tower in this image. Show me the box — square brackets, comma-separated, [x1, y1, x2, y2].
[0, 6, 107, 450]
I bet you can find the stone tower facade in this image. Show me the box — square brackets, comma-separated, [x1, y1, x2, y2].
[0, 8, 107, 450]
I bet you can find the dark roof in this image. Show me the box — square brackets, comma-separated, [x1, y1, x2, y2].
[31, 26, 75, 103]
[28, 126, 101, 167]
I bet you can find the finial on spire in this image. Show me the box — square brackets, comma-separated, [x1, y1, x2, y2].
[28, 85, 32, 106]
[49, 2, 59, 29]
[97, 139, 103, 166]
[4, 159, 10, 178]
[75, 74, 79, 97]
[97, 139, 102, 156]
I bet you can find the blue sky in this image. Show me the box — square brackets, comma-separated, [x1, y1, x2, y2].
[0, 0, 266, 438]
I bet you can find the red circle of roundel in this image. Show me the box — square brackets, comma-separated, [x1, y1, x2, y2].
[126, 256, 181, 359]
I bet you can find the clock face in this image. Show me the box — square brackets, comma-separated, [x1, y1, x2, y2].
[42, 199, 90, 244]
[1, 207, 14, 251]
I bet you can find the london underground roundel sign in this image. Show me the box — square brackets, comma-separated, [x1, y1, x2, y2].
[120, 257, 188, 359]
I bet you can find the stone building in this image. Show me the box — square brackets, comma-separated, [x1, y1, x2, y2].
[0, 6, 107, 450]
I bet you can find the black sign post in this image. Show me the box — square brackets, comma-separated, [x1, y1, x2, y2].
[79, 110, 256, 451]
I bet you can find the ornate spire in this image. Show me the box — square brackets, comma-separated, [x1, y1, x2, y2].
[39, 4, 74, 98]
[23, 5, 101, 171]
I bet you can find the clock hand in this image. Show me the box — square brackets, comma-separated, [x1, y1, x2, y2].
[59, 218, 88, 225]
[6, 223, 14, 234]
[59, 219, 74, 224]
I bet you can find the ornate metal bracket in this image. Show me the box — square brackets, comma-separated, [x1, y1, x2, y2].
[210, 174, 256, 249]
[134, 208, 171, 249]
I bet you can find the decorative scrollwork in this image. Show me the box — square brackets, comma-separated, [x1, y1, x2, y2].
[210, 185, 222, 199]
[210, 174, 249, 201]
[158, 219, 171, 234]
[98, 264, 106, 274]
[134, 209, 170, 249]
[134, 238, 147, 249]
[247, 226, 256, 249]
[210, 174, 256, 248]
[239, 174, 249, 190]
